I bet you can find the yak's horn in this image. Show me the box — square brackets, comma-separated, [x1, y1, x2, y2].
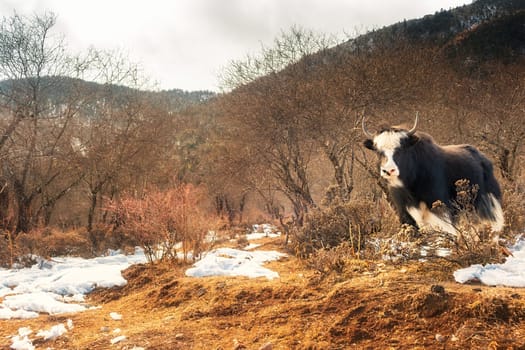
[362, 116, 374, 138]
[407, 112, 419, 135]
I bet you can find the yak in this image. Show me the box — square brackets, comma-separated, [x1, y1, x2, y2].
[362, 114, 503, 234]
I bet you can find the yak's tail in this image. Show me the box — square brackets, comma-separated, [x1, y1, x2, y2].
[477, 157, 504, 232]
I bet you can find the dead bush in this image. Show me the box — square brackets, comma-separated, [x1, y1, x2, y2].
[307, 242, 357, 274]
[447, 180, 507, 265]
[106, 184, 215, 263]
[501, 182, 525, 235]
[0, 230, 17, 267]
[44, 230, 91, 258]
[15, 227, 92, 261]
[292, 199, 382, 258]
[87, 224, 139, 256]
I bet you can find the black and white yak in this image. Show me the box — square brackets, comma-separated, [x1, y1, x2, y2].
[362, 114, 504, 234]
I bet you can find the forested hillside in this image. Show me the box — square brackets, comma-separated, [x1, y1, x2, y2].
[214, 0, 525, 235]
[0, 0, 523, 263]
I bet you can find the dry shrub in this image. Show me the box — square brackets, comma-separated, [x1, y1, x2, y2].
[236, 235, 249, 248]
[0, 231, 17, 267]
[307, 242, 363, 274]
[446, 180, 507, 265]
[452, 180, 492, 245]
[374, 224, 424, 261]
[14, 227, 91, 265]
[501, 182, 525, 235]
[87, 224, 139, 256]
[43, 230, 91, 257]
[292, 199, 383, 258]
[106, 184, 214, 263]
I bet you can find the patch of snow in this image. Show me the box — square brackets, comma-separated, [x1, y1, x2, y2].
[0, 248, 147, 319]
[454, 239, 525, 287]
[0, 285, 13, 297]
[110, 312, 122, 320]
[9, 322, 70, 348]
[205, 230, 218, 243]
[185, 247, 285, 280]
[246, 224, 281, 240]
[3, 292, 86, 315]
[0, 306, 38, 320]
[36, 323, 67, 340]
[420, 245, 451, 258]
[243, 243, 261, 250]
[110, 335, 127, 344]
[10, 327, 34, 350]
[17, 327, 32, 337]
[10, 336, 34, 350]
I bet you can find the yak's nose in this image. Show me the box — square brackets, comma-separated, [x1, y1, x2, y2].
[382, 168, 397, 176]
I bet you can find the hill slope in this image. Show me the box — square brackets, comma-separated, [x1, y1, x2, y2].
[1, 236, 525, 349]
[340, 0, 525, 65]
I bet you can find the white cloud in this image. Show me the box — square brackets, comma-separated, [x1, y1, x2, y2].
[1, 0, 471, 91]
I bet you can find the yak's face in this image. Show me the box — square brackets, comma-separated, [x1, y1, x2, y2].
[364, 129, 418, 187]
[362, 114, 420, 187]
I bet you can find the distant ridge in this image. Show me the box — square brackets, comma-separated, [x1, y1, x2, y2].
[341, 0, 525, 61]
[0, 76, 216, 113]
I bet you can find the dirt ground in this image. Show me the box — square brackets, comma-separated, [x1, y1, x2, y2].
[2, 237, 525, 350]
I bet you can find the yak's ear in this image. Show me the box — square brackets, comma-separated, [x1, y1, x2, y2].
[363, 139, 375, 150]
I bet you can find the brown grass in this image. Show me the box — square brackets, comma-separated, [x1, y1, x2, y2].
[1, 235, 525, 350]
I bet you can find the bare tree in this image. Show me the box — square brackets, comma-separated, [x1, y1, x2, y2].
[219, 27, 339, 224]
[74, 49, 182, 232]
[0, 12, 90, 232]
[465, 65, 524, 182]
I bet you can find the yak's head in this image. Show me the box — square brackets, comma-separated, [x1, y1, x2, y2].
[362, 114, 419, 187]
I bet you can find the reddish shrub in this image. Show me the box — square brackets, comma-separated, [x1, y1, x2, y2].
[106, 184, 215, 263]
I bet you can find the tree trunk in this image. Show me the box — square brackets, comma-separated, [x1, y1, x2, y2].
[87, 191, 98, 232]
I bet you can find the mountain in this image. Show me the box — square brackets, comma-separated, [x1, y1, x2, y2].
[400, 0, 524, 42]
[343, 0, 525, 62]
[445, 10, 525, 62]
[156, 89, 216, 111]
[0, 76, 216, 114]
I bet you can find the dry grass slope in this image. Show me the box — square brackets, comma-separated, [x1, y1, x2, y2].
[1, 237, 525, 350]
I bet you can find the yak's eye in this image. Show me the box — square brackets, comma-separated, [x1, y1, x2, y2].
[379, 151, 387, 161]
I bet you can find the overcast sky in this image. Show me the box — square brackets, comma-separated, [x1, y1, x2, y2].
[1, 0, 471, 92]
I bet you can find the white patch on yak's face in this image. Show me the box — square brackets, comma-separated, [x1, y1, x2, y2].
[373, 131, 406, 187]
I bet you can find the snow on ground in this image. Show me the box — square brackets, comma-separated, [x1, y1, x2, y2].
[185, 223, 286, 279]
[110, 335, 127, 344]
[374, 235, 525, 288]
[110, 311, 123, 320]
[185, 247, 286, 280]
[243, 243, 262, 250]
[1, 224, 285, 323]
[36, 322, 69, 340]
[3, 222, 525, 348]
[9, 326, 34, 350]
[9, 321, 73, 350]
[0, 248, 147, 320]
[246, 224, 281, 240]
[2, 224, 285, 348]
[454, 238, 525, 287]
